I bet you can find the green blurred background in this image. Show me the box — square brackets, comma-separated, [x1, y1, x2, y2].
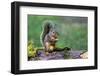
[28, 15, 88, 50]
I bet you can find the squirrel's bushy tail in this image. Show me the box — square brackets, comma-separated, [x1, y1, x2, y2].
[40, 20, 54, 46]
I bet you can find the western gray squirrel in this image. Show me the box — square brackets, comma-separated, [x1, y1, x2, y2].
[41, 21, 58, 54]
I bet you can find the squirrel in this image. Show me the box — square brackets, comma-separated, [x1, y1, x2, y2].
[41, 21, 58, 55]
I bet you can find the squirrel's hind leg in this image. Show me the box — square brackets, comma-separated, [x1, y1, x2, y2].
[45, 42, 50, 56]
